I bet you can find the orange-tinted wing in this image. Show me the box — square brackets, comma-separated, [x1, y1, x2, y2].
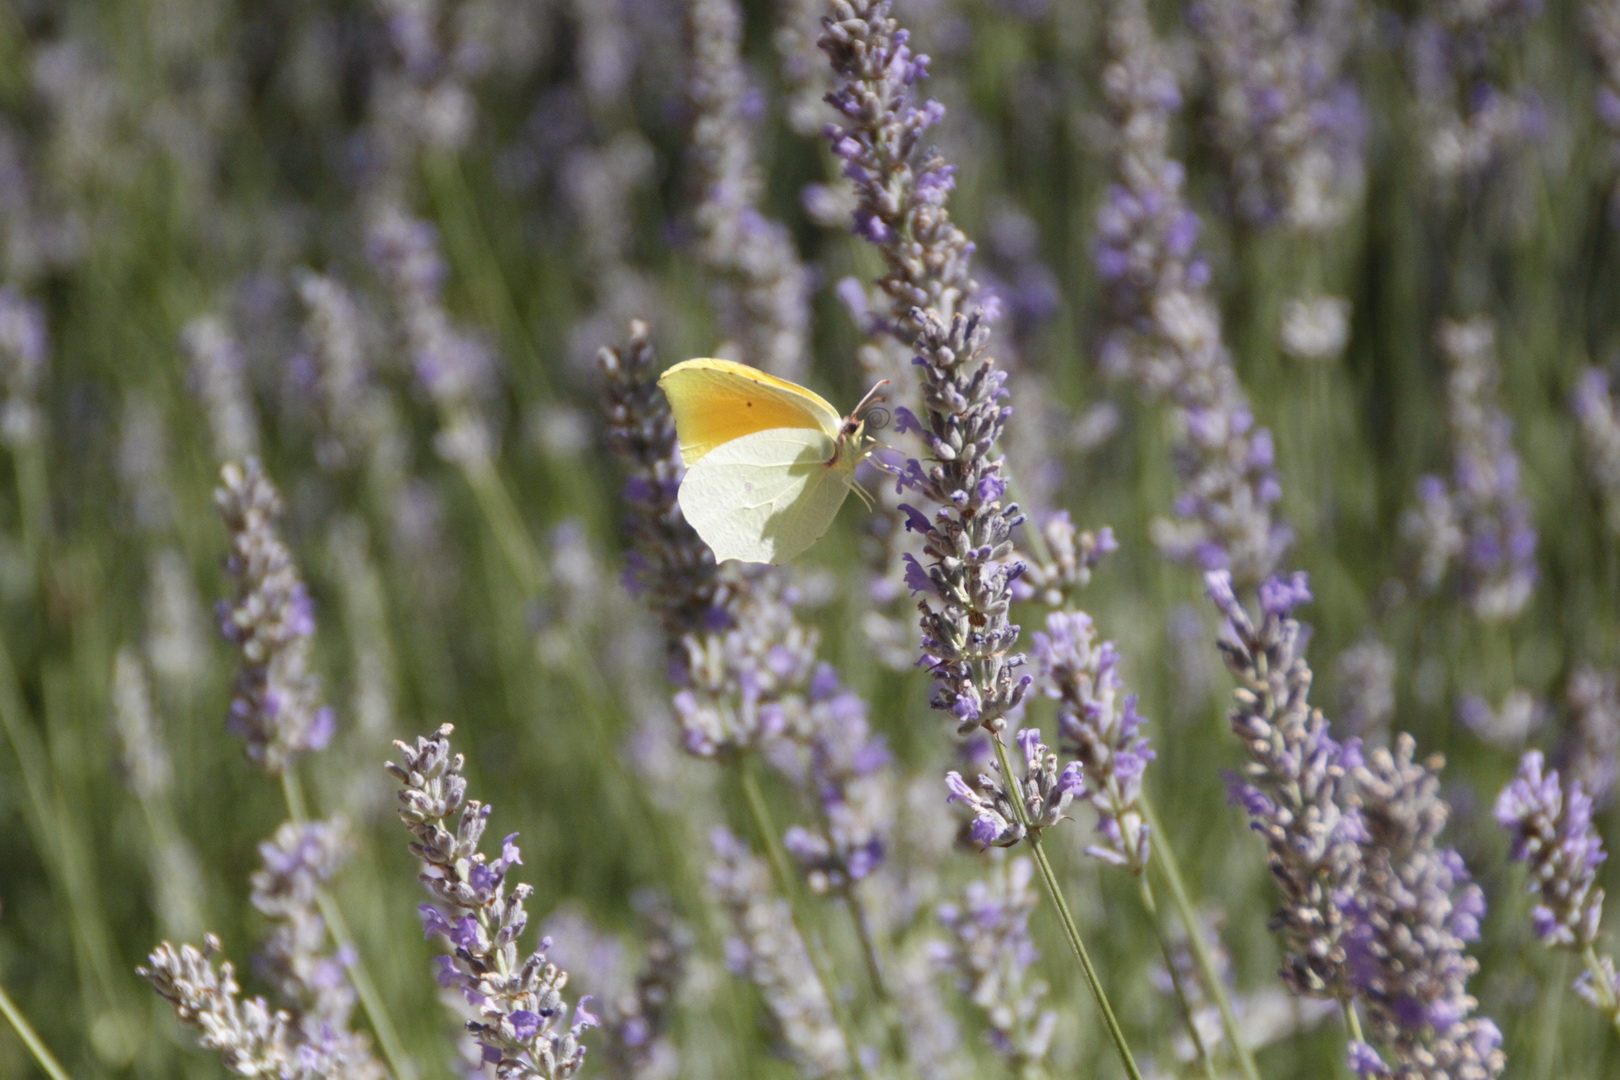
[657, 358, 843, 466]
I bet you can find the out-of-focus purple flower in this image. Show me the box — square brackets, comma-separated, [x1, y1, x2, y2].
[1495, 751, 1607, 948]
[1344, 735, 1505, 1079]
[1573, 366, 1620, 533]
[1401, 318, 1537, 622]
[1409, 1, 1544, 185]
[0, 286, 46, 449]
[291, 271, 399, 475]
[1032, 611, 1153, 872]
[1588, 0, 1620, 220]
[367, 203, 498, 466]
[184, 313, 260, 463]
[1334, 638, 1396, 745]
[707, 828, 849, 1077]
[933, 857, 1055, 1068]
[1191, 0, 1366, 232]
[1563, 665, 1620, 810]
[389, 725, 597, 1077]
[1019, 514, 1117, 608]
[214, 459, 334, 774]
[1095, 0, 1291, 586]
[1207, 569, 1364, 999]
[687, 0, 809, 379]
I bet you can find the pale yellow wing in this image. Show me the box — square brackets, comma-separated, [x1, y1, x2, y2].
[677, 427, 857, 564]
[658, 358, 843, 466]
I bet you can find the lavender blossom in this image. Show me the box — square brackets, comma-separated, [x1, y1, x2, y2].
[249, 818, 384, 1079]
[389, 725, 598, 1078]
[933, 856, 1055, 1068]
[184, 314, 260, 463]
[1096, 0, 1290, 586]
[1344, 736, 1504, 1080]
[214, 458, 334, 773]
[1572, 366, 1620, 534]
[687, 0, 810, 378]
[945, 728, 1083, 848]
[1495, 752, 1607, 953]
[1019, 514, 1118, 609]
[1032, 611, 1154, 871]
[1334, 638, 1396, 745]
[1409, 0, 1544, 186]
[1191, 0, 1366, 231]
[1563, 665, 1620, 810]
[820, 0, 979, 333]
[588, 895, 689, 1080]
[1589, 0, 1620, 219]
[708, 827, 850, 1078]
[1207, 569, 1364, 999]
[292, 270, 399, 475]
[141, 936, 324, 1079]
[0, 287, 46, 449]
[367, 202, 498, 466]
[1402, 318, 1537, 622]
[780, 664, 892, 893]
[598, 323, 733, 646]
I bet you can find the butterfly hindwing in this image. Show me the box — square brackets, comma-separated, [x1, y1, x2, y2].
[658, 358, 844, 466]
[677, 427, 856, 564]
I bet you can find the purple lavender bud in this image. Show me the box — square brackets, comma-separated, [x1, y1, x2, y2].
[1573, 366, 1620, 533]
[1207, 569, 1364, 999]
[934, 857, 1055, 1067]
[1344, 736, 1505, 1079]
[388, 725, 595, 1077]
[0, 287, 46, 449]
[707, 828, 850, 1075]
[1495, 750, 1607, 948]
[214, 459, 333, 774]
[1095, 0, 1291, 586]
[1032, 611, 1153, 871]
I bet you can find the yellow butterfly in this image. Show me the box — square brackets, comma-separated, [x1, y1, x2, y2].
[658, 358, 886, 564]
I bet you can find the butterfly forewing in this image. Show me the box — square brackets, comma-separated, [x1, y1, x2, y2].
[677, 427, 856, 564]
[658, 358, 844, 466]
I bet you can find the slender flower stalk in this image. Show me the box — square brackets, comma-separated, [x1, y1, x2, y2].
[389, 725, 599, 1078]
[686, 0, 810, 378]
[1495, 751, 1620, 1031]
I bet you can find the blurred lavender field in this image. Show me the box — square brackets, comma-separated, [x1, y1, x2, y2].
[2, 0, 1620, 1077]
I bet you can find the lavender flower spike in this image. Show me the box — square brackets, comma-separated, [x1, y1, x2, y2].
[389, 725, 597, 1078]
[946, 728, 1082, 849]
[1344, 736, 1505, 1080]
[1495, 751, 1608, 951]
[1207, 569, 1363, 999]
[214, 458, 334, 774]
[1033, 611, 1154, 872]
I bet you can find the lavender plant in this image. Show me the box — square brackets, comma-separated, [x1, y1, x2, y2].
[389, 724, 599, 1078]
[1495, 750, 1620, 1030]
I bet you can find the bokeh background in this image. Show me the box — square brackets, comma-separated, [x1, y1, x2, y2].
[0, 0, 1618, 1077]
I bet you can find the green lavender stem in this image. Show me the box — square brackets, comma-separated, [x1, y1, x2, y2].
[989, 733, 1144, 1080]
[1138, 876, 1221, 1080]
[1140, 792, 1264, 1080]
[0, 980, 74, 1080]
